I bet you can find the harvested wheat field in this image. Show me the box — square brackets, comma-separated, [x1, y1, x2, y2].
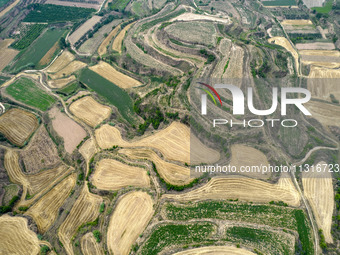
[281, 19, 313, 25]
[0, 215, 41, 255]
[0, 39, 19, 71]
[120, 148, 193, 185]
[98, 25, 121, 56]
[49, 107, 87, 153]
[107, 191, 154, 255]
[230, 144, 270, 179]
[47, 50, 75, 73]
[89, 61, 142, 88]
[112, 22, 135, 53]
[164, 177, 301, 206]
[39, 41, 59, 66]
[26, 173, 77, 233]
[95, 122, 219, 164]
[0, 108, 39, 146]
[81, 232, 104, 255]
[300, 50, 340, 58]
[68, 16, 102, 45]
[173, 246, 256, 255]
[171, 12, 230, 23]
[306, 101, 340, 127]
[79, 138, 98, 164]
[49, 61, 87, 80]
[308, 66, 340, 78]
[296, 42, 335, 50]
[92, 158, 150, 190]
[268, 37, 299, 72]
[69, 96, 111, 127]
[302, 165, 334, 243]
[20, 125, 60, 174]
[47, 75, 76, 89]
[59, 187, 102, 255]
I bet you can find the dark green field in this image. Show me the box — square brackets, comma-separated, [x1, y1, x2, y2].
[0, 0, 10, 8]
[11, 24, 47, 50]
[108, 0, 130, 12]
[262, 0, 296, 6]
[0, 76, 10, 85]
[6, 77, 56, 111]
[79, 68, 135, 123]
[8, 28, 67, 72]
[24, 4, 95, 23]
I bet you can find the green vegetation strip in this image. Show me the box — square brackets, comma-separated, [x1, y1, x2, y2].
[108, 0, 130, 12]
[24, 4, 95, 23]
[11, 24, 47, 50]
[6, 77, 56, 111]
[312, 0, 333, 13]
[262, 0, 296, 6]
[79, 68, 135, 123]
[140, 223, 215, 255]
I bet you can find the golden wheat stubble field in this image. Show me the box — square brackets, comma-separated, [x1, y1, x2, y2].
[81, 232, 105, 255]
[172, 246, 256, 255]
[107, 191, 154, 255]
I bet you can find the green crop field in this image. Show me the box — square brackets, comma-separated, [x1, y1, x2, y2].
[11, 24, 47, 50]
[312, 0, 333, 13]
[79, 68, 135, 123]
[0, 76, 10, 85]
[8, 27, 67, 72]
[24, 4, 95, 23]
[262, 0, 296, 6]
[140, 223, 215, 255]
[225, 226, 292, 255]
[56, 82, 79, 96]
[108, 0, 130, 12]
[6, 77, 56, 111]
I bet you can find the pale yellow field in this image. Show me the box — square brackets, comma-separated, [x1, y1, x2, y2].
[0, 215, 41, 255]
[173, 246, 256, 255]
[120, 148, 193, 185]
[98, 25, 121, 56]
[268, 37, 299, 73]
[0, 39, 19, 71]
[300, 50, 340, 57]
[59, 187, 102, 255]
[92, 158, 150, 190]
[79, 138, 99, 163]
[69, 96, 111, 127]
[107, 191, 154, 255]
[171, 12, 230, 23]
[302, 164, 334, 243]
[230, 144, 270, 179]
[81, 232, 104, 255]
[26, 173, 77, 233]
[95, 122, 220, 164]
[112, 22, 135, 53]
[49, 61, 87, 79]
[47, 75, 76, 89]
[281, 19, 313, 25]
[47, 50, 75, 73]
[68, 16, 102, 45]
[0, 108, 39, 146]
[306, 101, 340, 127]
[89, 61, 142, 88]
[164, 177, 301, 207]
[308, 66, 340, 78]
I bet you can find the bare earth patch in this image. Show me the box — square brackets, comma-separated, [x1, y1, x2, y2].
[296, 42, 335, 50]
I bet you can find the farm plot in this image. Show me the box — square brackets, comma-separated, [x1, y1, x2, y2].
[306, 101, 340, 127]
[38, 41, 60, 67]
[230, 144, 270, 179]
[68, 16, 102, 45]
[164, 177, 301, 206]
[81, 232, 104, 255]
[112, 22, 135, 53]
[79, 138, 98, 164]
[5, 77, 56, 111]
[0, 215, 41, 255]
[213, 38, 232, 77]
[20, 125, 60, 174]
[165, 21, 217, 47]
[46, 50, 75, 73]
[79, 19, 122, 55]
[296, 42, 335, 50]
[49, 107, 87, 153]
[302, 164, 334, 243]
[58, 187, 102, 255]
[47, 75, 77, 89]
[107, 191, 154, 255]
[69, 96, 111, 127]
[0, 108, 38, 146]
[0, 39, 18, 71]
[92, 158, 150, 190]
[222, 44, 244, 79]
[261, 0, 296, 6]
[173, 246, 256, 255]
[95, 122, 220, 164]
[98, 24, 121, 56]
[79, 68, 134, 123]
[300, 50, 340, 68]
[0, 0, 20, 18]
[11, 24, 47, 50]
[25, 173, 76, 233]
[171, 12, 230, 23]
[9, 28, 67, 72]
[45, 0, 102, 9]
[119, 148, 192, 186]
[281, 19, 316, 33]
[49, 61, 87, 80]
[89, 61, 142, 88]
